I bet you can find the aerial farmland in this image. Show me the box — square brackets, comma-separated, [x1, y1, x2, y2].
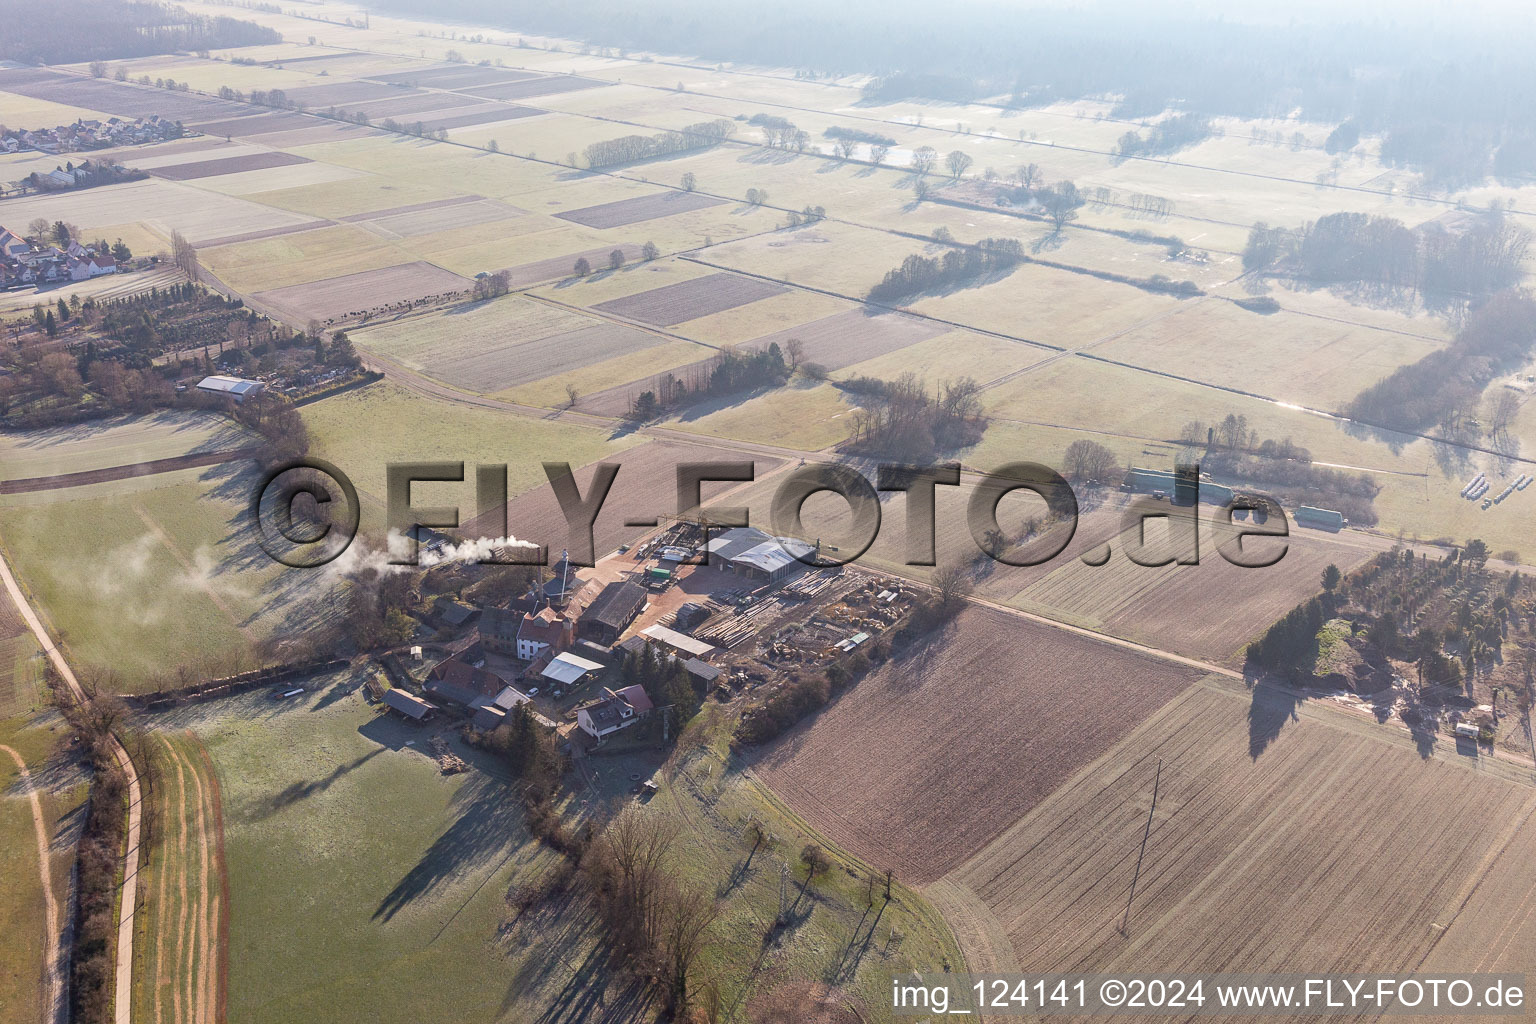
[3, 1, 1536, 1022]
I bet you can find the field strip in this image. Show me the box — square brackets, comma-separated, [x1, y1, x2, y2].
[165, 738, 191, 1024]
[0, 448, 264, 495]
[130, 505, 247, 637]
[1, 742, 63, 1024]
[194, 742, 229, 1024]
[0, 542, 142, 1024]
[678, 254, 1065, 353]
[923, 877, 1019, 975]
[150, 735, 185, 1024]
[184, 739, 214, 1024]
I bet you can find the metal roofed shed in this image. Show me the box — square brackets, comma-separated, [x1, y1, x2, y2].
[705, 527, 816, 583]
[383, 688, 437, 721]
[195, 375, 265, 402]
[640, 623, 717, 660]
[540, 651, 606, 687]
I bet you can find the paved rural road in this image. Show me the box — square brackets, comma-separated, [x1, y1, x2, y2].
[0, 545, 143, 1024]
[1, 742, 65, 1024]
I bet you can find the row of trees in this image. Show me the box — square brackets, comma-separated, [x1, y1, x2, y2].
[1242, 209, 1530, 298]
[627, 342, 794, 419]
[751, 113, 811, 152]
[867, 236, 1026, 302]
[845, 373, 986, 458]
[1, 0, 280, 62]
[1112, 113, 1213, 159]
[1346, 290, 1536, 435]
[1179, 413, 1380, 525]
[582, 119, 735, 169]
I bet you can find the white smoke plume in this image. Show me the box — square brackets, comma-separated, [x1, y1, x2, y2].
[326, 529, 543, 578]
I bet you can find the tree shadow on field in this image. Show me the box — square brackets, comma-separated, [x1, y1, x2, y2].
[529, 939, 656, 1024]
[373, 773, 522, 922]
[248, 745, 384, 820]
[1247, 677, 1302, 759]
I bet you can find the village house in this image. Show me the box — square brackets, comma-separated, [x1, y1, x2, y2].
[0, 224, 118, 291]
[574, 684, 654, 741]
[424, 657, 512, 706]
[2, 115, 185, 157]
[516, 606, 573, 662]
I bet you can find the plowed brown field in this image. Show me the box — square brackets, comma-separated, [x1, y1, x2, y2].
[941, 680, 1536, 1005]
[752, 604, 1206, 883]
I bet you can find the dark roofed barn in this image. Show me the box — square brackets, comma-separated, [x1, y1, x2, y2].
[383, 688, 437, 721]
[578, 580, 648, 644]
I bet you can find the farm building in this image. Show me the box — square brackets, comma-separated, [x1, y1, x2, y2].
[684, 658, 721, 687]
[640, 623, 717, 661]
[575, 684, 654, 740]
[706, 527, 816, 584]
[428, 657, 511, 698]
[478, 607, 521, 654]
[195, 375, 265, 403]
[536, 552, 593, 609]
[1123, 467, 1234, 506]
[578, 581, 647, 644]
[382, 688, 436, 722]
[436, 600, 477, 627]
[471, 685, 534, 730]
[540, 651, 606, 689]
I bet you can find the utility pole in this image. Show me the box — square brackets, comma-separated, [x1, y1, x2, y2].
[1120, 757, 1161, 935]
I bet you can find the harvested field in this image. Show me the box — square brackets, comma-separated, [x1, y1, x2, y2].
[368, 65, 542, 87]
[413, 105, 544, 132]
[1092, 296, 1449, 411]
[186, 112, 319, 137]
[351, 295, 665, 392]
[499, 243, 646, 289]
[336, 195, 486, 222]
[360, 200, 524, 239]
[1010, 505, 1374, 664]
[744, 308, 949, 371]
[285, 81, 422, 106]
[0, 178, 316, 247]
[148, 150, 311, 181]
[249, 123, 379, 149]
[252, 262, 473, 323]
[593, 271, 787, 326]
[457, 75, 611, 100]
[555, 191, 726, 228]
[753, 604, 1205, 882]
[200, 220, 331, 249]
[836, 328, 1049, 387]
[338, 93, 485, 118]
[121, 139, 261, 168]
[0, 67, 247, 121]
[944, 680, 1536, 989]
[459, 439, 785, 558]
